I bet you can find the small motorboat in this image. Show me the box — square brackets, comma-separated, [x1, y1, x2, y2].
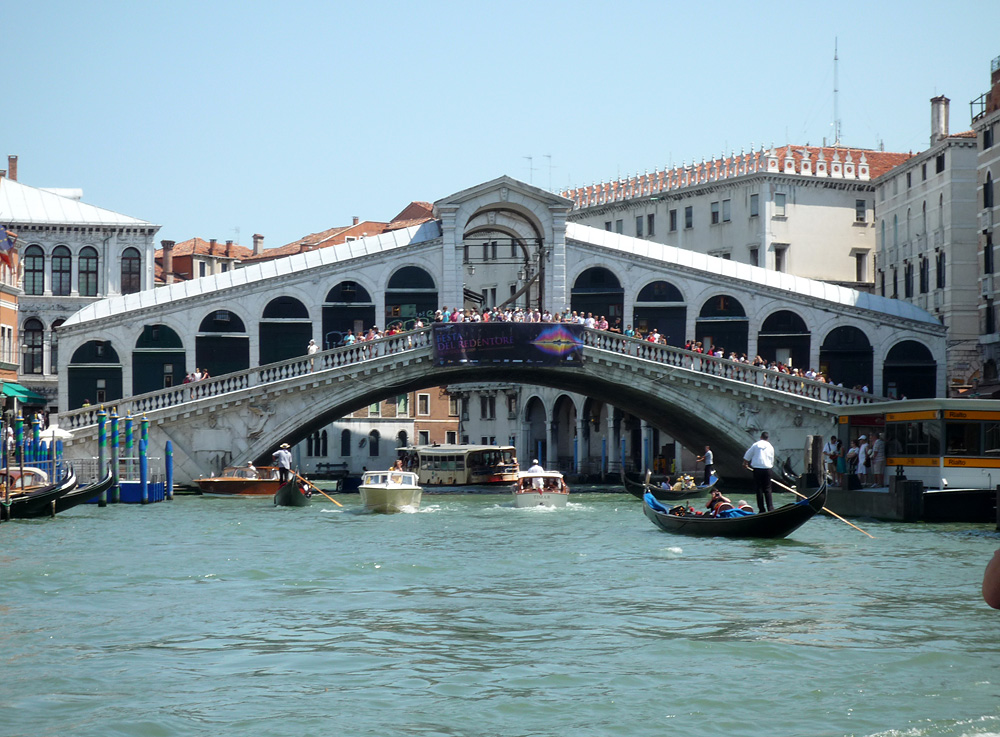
[196, 465, 283, 496]
[358, 470, 422, 513]
[512, 470, 570, 508]
[642, 484, 827, 539]
[274, 477, 312, 507]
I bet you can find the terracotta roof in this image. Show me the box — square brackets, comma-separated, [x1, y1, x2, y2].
[390, 201, 433, 222]
[951, 130, 977, 139]
[154, 237, 253, 259]
[241, 221, 391, 263]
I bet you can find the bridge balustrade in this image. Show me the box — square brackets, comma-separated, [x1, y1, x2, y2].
[57, 324, 869, 432]
[582, 330, 872, 406]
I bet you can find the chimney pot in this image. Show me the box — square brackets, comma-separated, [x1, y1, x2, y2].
[353, 216, 359, 226]
[252, 233, 264, 256]
[161, 240, 175, 284]
[7, 155, 17, 182]
[209, 238, 217, 254]
[225, 239, 234, 257]
[930, 95, 950, 144]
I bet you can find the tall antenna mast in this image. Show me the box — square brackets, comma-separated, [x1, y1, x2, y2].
[523, 156, 535, 184]
[833, 38, 841, 146]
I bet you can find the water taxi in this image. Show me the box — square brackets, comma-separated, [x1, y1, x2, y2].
[359, 470, 422, 513]
[196, 465, 283, 496]
[512, 470, 570, 508]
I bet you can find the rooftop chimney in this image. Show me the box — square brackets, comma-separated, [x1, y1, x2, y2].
[253, 233, 264, 256]
[7, 155, 17, 182]
[161, 240, 175, 285]
[225, 239, 233, 257]
[209, 238, 217, 255]
[931, 95, 950, 144]
[353, 216, 359, 226]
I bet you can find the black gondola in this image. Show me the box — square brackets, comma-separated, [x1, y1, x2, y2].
[642, 483, 827, 538]
[622, 468, 718, 501]
[53, 469, 116, 515]
[274, 477, 312, 507]
[4, 470, 79, 520]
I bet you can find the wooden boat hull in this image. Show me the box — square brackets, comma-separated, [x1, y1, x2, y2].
[196, 478, 283, 496]
[274, 479, 312, 507]
[513, 490, 569, 508]
[622, 469, 717, 501]
[359, 486, 422, 513]
[54, 470, 115, 514]
[643, 485, 827, 539]
[5, 471, 79, 519]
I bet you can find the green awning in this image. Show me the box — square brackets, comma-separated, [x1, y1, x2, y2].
[1, 382, 47, 405]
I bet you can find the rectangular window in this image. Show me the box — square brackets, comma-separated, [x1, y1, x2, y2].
[774, 193, 786, 217]
[647, 213, 655, 236]
[936, 251, 946, 288]
[446, 431, 457, 444]
[904, 263, 914, 298]
[396, 394, 409, 416]
[986, 233, 995, 275]
[988, 298, 996, 335]
[684, 206, 693, 229]
[669, 209, 677, 232]
[615, 220, 623, 234]
[448, 396, 459, 416]
[417, 394, 430, 415]
[749, 247, 759, 267]
[711, 201, 720, 224]
[479, 395, 496, 420]
[919, 258, 929, 293]
[418, 430, 430, 445]
[906, 172, 912, 189]
[199, 261, 206, 278]
[774, 245, 787, 273]
[605, 221, 612, 231]
[635, 215, 643, 237]
[722, 199, 731, 222]
[221, 263, 229, 273]
[750, 193, 759, 217]
[985, 126, 994, 150]
[368, 402, 380, 417]
[936, 153, 945, 173]
[855, 199, 866, 223]
[856, 253, 867, 282]
[922, 163, 928, 180]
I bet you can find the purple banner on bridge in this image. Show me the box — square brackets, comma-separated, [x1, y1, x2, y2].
[433, 323, 585, 366]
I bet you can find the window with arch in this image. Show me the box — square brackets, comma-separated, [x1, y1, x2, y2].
[52, 246, 72, 296]
[79, 246, 99, 296]
[987, 172, 995, 210]
[368, 430, 380, 457]
[340, 429, 351, 457]
[22, 318, 44, 374]
[121, 247, 141, 294]
[919, 257, 929, 294]
[24, 245, 44, 295]
[936, 251, 946, 289]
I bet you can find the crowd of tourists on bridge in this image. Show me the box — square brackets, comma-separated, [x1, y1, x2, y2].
[319, 304, 868, 403]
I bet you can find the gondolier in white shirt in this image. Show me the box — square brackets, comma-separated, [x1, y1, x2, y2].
[742, 431, 776, 512]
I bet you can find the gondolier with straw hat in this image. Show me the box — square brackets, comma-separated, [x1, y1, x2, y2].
[272, 443, 292, 483]
[742, 431, 775, 512]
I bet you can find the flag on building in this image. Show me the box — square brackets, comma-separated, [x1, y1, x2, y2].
[0, 225, 17, 268]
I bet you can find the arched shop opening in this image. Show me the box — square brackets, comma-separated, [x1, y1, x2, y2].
[68, 340, 123, 410]
[133, 324, 185, 394]
[696, 295, 748, 356]
[819, 326, 873, 390]
[571, 267, 624, 326]
[323, 281, 376, 348]
[196, 310, 250, 377]
[757, 310, 810, 369]
[633, 280, 686, 345]
[883, 340, 937, 399]
[259, 296, 312, 364]
[385, 267, 438, 329]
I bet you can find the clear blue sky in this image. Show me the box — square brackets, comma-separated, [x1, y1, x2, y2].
[5, 0, 998, 250]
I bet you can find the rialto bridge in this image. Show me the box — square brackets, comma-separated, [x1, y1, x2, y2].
[52, 175, 946, 483]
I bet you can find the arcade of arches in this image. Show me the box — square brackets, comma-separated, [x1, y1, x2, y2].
[66, 264, 936, 409]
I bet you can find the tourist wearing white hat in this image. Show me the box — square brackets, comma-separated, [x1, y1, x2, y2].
[857, 435, 870, 487]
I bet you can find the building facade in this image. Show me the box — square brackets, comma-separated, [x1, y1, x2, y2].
[874, 96, 980, 395]
[0, 156, 160, 411]
[563, 145, 912, 290]
[974, 54, 1000, 392]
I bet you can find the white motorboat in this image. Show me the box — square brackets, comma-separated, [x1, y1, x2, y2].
[358, 470, 422, 513]
[512, 470, 570, 508]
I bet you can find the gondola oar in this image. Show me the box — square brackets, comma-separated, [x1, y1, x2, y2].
[772, 478, 874, 539]
[295, 473, 343, 507]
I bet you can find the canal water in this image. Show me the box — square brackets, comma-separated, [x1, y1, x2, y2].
[2, 487, 1000, 737]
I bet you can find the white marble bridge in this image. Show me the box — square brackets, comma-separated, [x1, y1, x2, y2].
[57, 325, 871, 485]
